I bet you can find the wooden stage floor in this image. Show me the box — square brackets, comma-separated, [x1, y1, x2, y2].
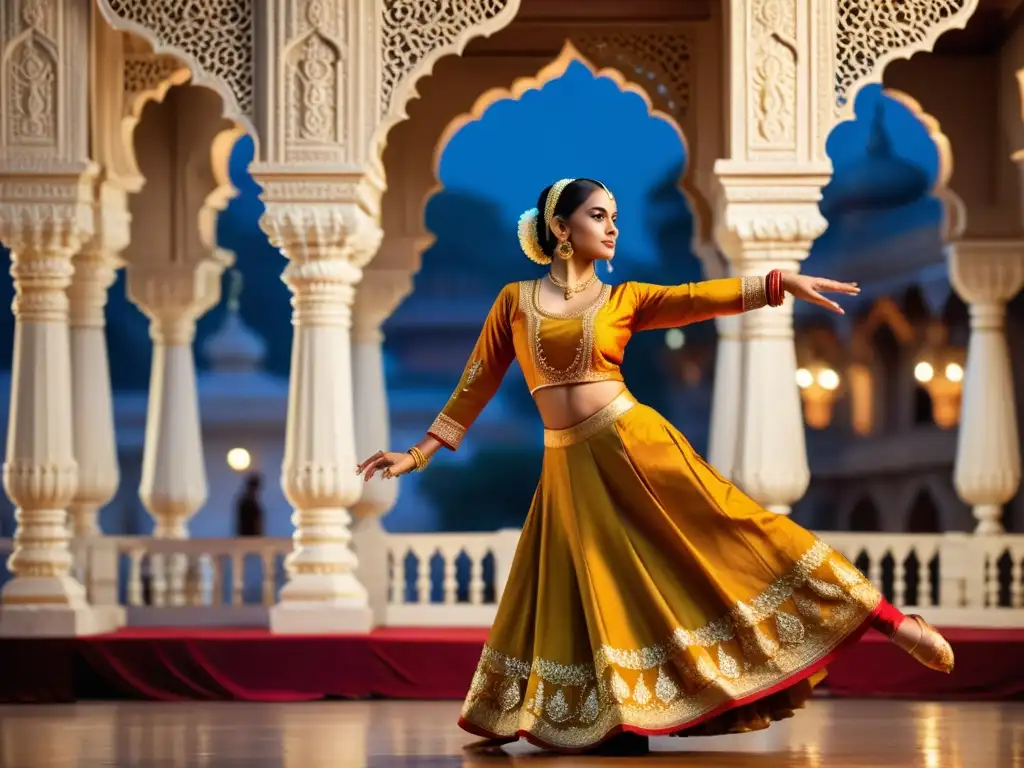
[0, 698, 1021, 767]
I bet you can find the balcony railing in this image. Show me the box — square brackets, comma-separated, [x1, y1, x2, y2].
[1, 530, 1023, 629]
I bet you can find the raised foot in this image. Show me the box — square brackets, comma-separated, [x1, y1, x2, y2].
[891, 614, 955, 674]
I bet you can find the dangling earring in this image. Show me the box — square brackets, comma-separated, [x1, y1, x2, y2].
[557, 240, 574, 260]
[605, 261, 614, 274]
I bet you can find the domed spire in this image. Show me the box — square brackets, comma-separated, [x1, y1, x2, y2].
[202, 269, 267, 372]
[820, 99, 930, 218]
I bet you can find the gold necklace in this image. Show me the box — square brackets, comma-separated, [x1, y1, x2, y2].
[548, 271, 598, 301]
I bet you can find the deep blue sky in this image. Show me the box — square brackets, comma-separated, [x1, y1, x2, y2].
[0, 75, 942, 387]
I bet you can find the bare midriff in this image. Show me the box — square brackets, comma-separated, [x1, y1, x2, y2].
[532, 380, 628, 431]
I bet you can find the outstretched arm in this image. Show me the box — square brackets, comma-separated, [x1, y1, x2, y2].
[629, 276, 766, 332]
[357, 285, 517, 481]
[629, 272, 859, 333]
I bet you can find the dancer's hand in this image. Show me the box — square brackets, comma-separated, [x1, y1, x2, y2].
[783, 274, 860, 315]
[356, 450, 416, 481]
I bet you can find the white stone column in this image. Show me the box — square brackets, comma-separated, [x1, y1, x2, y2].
[714, 0, 838, 514]
[351, 267, 413, 625]
[127, 261, 231, 603]
[259, 194, 383, 635]
[714, 176, 829, 515]
[67, 188, 126, 538]
[948, 240, 1024, 534]
[0, 172, 115, 636]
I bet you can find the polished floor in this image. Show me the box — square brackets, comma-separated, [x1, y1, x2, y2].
[0, 698, 1020, 768]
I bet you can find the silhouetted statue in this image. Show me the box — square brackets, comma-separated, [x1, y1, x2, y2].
[236, 473, 264, 537]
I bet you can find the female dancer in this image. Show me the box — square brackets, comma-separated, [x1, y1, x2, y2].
[357, 179, 953, 755]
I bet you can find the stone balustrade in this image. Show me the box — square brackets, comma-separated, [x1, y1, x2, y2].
[2, 529, 1023, 630]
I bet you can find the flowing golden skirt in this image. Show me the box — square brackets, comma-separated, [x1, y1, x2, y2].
[458, 392, 882, 752]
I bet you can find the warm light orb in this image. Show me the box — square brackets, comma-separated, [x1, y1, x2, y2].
[817, 368, 840, 391]
[795, 368, 813, 389]
[945, 362, 964, 383]
[664, 328, 685, 350]
[914, 361, 934, 383]
[227, 447, 252, 472]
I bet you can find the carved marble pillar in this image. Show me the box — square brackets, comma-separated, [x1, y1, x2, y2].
[256, 181, 383, 635]
[0, 173, 104, 635]
[351, 265, 415, 625]
[948, 240, 1024, 534]
[715, 184, 828, 514]
[0, 0, 121, 635]
[118, 78, 240, 605]
[128, 262, 230, 545]
[67, 186, 126, 538]
[714, 0, 835, 514]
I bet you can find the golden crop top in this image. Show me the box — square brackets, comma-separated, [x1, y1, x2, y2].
[427, 276, 769, 449]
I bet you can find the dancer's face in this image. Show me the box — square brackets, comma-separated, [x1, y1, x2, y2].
[554, 188, 618, 263]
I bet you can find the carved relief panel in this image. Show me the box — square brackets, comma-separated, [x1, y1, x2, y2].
[1, 0, 90, 163]
[282, 0, 347, 164]
[748, 0, 798, 153]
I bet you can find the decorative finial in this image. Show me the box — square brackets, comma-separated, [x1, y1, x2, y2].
[227, 268, 243, 313]
[865, 100, 892, 159]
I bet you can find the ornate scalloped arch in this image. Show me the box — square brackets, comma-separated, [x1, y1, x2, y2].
[426, 41, 710, 258]
[94, 0, 256, 138]
[834, 0, 981, 124]
[122, 71, 245, 214]
[859, 296, 916, 347]
[882, 88, 966, 241]
[828, 86, 965, 244]
[120, 61, 192, 191]
[373, 0, 522, 162]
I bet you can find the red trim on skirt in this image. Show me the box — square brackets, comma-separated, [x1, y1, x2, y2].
[458, 601, 883, 754]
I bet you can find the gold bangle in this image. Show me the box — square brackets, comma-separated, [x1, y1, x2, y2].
[407, 446, 428, 471]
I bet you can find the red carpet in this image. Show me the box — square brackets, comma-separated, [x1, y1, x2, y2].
[1, 626, 1021, 703]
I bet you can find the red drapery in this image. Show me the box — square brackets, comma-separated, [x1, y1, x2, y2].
[1, 626, 1020, 704]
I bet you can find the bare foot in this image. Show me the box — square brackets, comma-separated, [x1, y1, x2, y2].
[890, 614, 954, 673]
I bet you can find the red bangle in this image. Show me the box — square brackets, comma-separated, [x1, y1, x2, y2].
[766, 269, 785, 307]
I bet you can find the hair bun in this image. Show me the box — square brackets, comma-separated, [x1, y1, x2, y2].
[518, 207, 551, 265]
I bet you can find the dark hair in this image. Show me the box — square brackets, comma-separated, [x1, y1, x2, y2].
[534, 179, 609, 258]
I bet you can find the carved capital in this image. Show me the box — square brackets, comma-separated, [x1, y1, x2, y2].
[353, 268, 413, 342]
[0, 172, 97, 322]
[69, 251, 119, 329]
[713, 168, 829, 264]
[262, 194, 382, 328]
[948, 239, 1024, 308]
[68, 182, 130, 327]
[126, 250, 234, 344]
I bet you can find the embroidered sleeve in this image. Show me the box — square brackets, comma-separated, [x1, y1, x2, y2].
[427, 285, 516, 451]
[629, 277, 765, 332]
